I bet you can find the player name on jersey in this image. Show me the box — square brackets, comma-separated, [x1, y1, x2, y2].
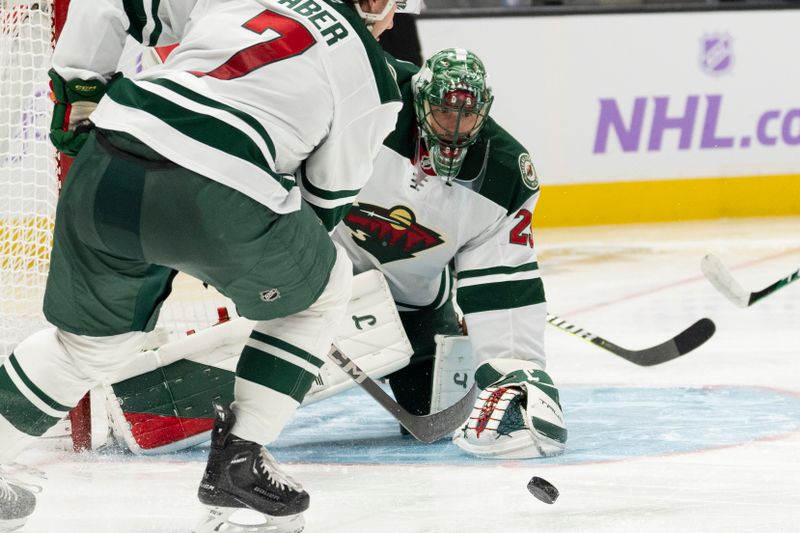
[277, 0, 349, 45]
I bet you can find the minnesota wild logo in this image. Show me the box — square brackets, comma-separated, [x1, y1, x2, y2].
[344, 203, 444, 263]
[518, 153, 539, 191]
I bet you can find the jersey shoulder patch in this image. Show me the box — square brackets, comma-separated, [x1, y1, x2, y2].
[459, 118, 539, 214]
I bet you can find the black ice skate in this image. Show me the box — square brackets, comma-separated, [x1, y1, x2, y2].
[0, 467, 39, 533]
[194, 404, 308, 533]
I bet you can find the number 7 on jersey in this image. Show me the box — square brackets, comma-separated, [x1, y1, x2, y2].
[192, 9, 317, 81]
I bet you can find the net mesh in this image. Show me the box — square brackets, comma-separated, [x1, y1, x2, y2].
[0, 0, 233, 451]
[0, 0, 231, 359]
[0, 1, 58, 357]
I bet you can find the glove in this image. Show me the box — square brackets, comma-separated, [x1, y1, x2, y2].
[453, 358, 567, 459]
[48, 69, 108, 156]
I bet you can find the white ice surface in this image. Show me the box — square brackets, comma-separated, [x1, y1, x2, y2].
[12, 216, 800, 533]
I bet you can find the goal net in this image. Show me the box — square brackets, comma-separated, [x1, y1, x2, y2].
[0, 0, 59, 357]
[1, 0, 233, 449]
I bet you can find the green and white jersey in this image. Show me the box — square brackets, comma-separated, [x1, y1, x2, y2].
[332, 58, 547, 368]
[53, 0, 401, 226]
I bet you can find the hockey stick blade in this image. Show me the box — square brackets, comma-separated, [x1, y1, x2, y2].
[547, 313, 715, 366]
[700, 254, 750, 307]
[327, 346, 478, 443]
[701, 253, 800, 307]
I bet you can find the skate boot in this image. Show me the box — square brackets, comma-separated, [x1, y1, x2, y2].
[194, 404, 308, 533]
[0, 466, 39, 533]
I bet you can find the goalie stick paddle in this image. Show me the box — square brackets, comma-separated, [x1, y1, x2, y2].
[327, 346, 478, 443]
[700, 253, 800, 307]
[546, 313, 715, 366]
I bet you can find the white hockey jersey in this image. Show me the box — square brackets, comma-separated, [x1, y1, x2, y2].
[53, 0, 402, 227]
[333, 58, 548, 368]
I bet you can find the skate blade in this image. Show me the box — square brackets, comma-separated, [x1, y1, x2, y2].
[192, 506, 304, 533]
[0, 518, 27, 533]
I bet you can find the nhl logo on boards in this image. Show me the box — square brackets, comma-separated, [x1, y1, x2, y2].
[259, 288, 281, 302]
[518, 153, 538, 190]
[700, 33, 733, 76]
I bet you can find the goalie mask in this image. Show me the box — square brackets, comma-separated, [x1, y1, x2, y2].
[413, 48, 493, 180]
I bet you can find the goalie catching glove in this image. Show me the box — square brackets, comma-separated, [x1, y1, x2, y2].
[48, 69, 111, 156]
[453, 359, 567, 459]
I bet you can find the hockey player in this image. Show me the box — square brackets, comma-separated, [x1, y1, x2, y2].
[89, 47, 566, 463]
[333, 48, 568, 459]
[0, 0, 418, 532]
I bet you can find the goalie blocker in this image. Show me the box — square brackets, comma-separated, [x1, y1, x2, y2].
[104, 270, 412, 454]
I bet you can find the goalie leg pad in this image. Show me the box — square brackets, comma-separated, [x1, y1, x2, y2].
[106, 270, 412, 454]
[453, 359, 567, 459]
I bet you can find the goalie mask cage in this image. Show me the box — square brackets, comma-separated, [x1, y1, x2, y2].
[0, 0, 232, 451]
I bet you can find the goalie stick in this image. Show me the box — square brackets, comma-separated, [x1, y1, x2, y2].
[546, 313, 715, 366]
[328, 345, 478, 443]
[700, 253, 800, 307]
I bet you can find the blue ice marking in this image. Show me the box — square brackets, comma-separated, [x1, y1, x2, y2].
[169, 385, 800, 466]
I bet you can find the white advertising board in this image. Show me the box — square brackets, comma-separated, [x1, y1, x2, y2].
[419, 11, 800, 185]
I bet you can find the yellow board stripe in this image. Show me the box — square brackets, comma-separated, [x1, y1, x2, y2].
[536, 174, 800, 227]
[2, 175, 799, 244]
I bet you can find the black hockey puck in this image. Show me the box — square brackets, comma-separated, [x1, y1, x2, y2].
[527, 476, 559, 504]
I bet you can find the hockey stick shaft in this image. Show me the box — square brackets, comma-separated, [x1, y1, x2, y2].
[327, 346, 477, 443]
[546, 313, 715, 366]
[749, 269, 800, 305]
[547, 313, 627, 353]
[701, 253, 800, 307]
